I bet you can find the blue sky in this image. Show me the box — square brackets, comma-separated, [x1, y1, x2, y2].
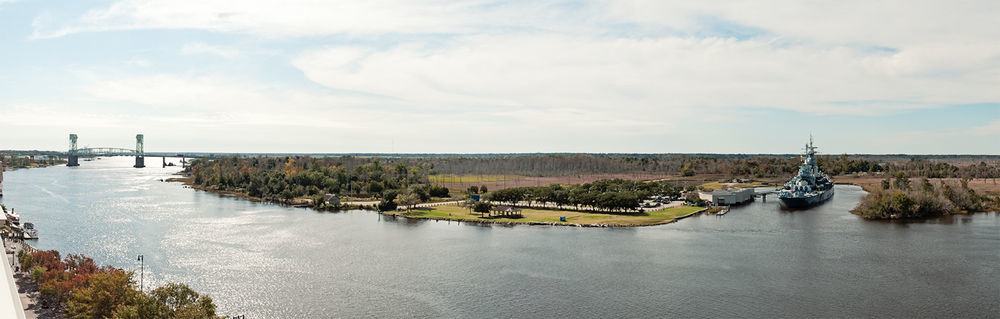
[0, 0, 997, 154]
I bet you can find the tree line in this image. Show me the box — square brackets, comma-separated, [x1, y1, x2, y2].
[183, 155, 1000, 207]
[1, 153, 66, 169]
[185, 156, 431, 202]
[483, 179, 682, 213]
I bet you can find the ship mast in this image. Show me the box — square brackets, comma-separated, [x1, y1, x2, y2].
[805, 134, 817, 156]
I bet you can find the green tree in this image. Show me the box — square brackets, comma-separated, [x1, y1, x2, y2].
[66, 270, 136, 319]
[111, 293, 170, 319]
[681, 163, 695, 177]
[149, 283, 218, 319]
[112, 283, 218, 319]
[473, 202, 492, 214]
[893, 172, 911, 190]
[467, 186, 479, 194]
[921, 178, 934, 193]
[479, 185, 487, 193]
[394, 190, 419, 211]
[428, 185, 450, 197]
[685, 192, 703, 206]
[279, 189, 295, 203]
[377, 190, 398, 211]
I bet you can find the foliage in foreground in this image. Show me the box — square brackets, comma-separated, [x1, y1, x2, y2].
[18, 250, 219, 319]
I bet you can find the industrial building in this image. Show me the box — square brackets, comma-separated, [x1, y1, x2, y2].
[700, 188, 755, 206]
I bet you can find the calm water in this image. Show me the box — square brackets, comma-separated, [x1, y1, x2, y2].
[2, 157, 998, 318]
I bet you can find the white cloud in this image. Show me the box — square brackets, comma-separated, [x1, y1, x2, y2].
[125, 57, 151, 67]
[969, 120, 1000, 136]
[50, 72, 677, 152]
[80, 74, 379, 129]
[181, 43, 241, 58]
[292, 34, 998, 117]
[12, 0, 1000, 152]
[31, 0, 503, 39]
[0, 103, 129, 129]
[607, 1, 1000, 46]
[37, 0, 1000, 117]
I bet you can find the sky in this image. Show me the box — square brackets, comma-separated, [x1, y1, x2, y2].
[0, 0, 997, 154]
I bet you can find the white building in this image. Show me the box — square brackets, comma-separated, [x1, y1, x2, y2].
[699, 188, 754, 206]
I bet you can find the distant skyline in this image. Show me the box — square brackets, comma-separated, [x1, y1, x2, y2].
[0, 1, 998, 154]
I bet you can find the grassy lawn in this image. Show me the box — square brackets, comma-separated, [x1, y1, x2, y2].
[394, 204, 705, 226]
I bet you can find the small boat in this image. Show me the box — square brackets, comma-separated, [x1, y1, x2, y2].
[23, 222, 38, 239]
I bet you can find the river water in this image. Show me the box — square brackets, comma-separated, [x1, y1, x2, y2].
[1, 157, 998, 318]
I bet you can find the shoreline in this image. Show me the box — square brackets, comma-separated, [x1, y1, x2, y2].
[379, 207, 709, 228]
[834, 179, 1000, 220]
[167, 173, 711, 227]
[847, 208, 996, 221]
[166, 175, 367, 211]
[168, 173, 994, 226]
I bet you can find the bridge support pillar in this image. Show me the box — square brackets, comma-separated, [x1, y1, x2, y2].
[133, 134, 145, 168]
[68, 133, 80, 166]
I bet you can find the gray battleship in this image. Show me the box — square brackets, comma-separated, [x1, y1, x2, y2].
[778, 137, 834, 208]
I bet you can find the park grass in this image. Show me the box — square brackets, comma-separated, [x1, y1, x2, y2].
[428, 174, 522, 183]
[393, 204, 705, 226]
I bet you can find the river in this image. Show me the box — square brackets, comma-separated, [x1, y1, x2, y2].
[1, 156, 998, 318]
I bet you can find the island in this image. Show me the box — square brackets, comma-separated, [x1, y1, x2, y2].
[173, 154, 1000, 224]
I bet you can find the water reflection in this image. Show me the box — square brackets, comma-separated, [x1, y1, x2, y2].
[1, 158, 998, 318]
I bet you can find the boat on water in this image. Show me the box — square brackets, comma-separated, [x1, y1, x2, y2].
[23, 222, 38, 239]
[778, 137, 834, 208]
[5, 209, 19, 224]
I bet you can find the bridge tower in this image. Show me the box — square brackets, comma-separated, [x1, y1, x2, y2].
[67, 133, 80, 167]
[133, 134, 145, 168]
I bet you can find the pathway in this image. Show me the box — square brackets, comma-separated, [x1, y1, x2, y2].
[3, 237, 29, 319]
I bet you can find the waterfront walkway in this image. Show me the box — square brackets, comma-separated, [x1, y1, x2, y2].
[2, 237, 28, 319]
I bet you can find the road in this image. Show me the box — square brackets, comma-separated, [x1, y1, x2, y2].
[342, 200, 463, 209]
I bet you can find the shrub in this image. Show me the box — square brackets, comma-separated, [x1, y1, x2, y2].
[857, 189, 955, 219]
[428, 185, 450, 197]
[377, 190, 398, 211]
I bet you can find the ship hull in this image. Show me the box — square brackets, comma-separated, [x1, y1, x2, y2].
[779, 187, 835, 209]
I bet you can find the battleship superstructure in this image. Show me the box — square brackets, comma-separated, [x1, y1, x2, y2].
[778, 137, 834, 208]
